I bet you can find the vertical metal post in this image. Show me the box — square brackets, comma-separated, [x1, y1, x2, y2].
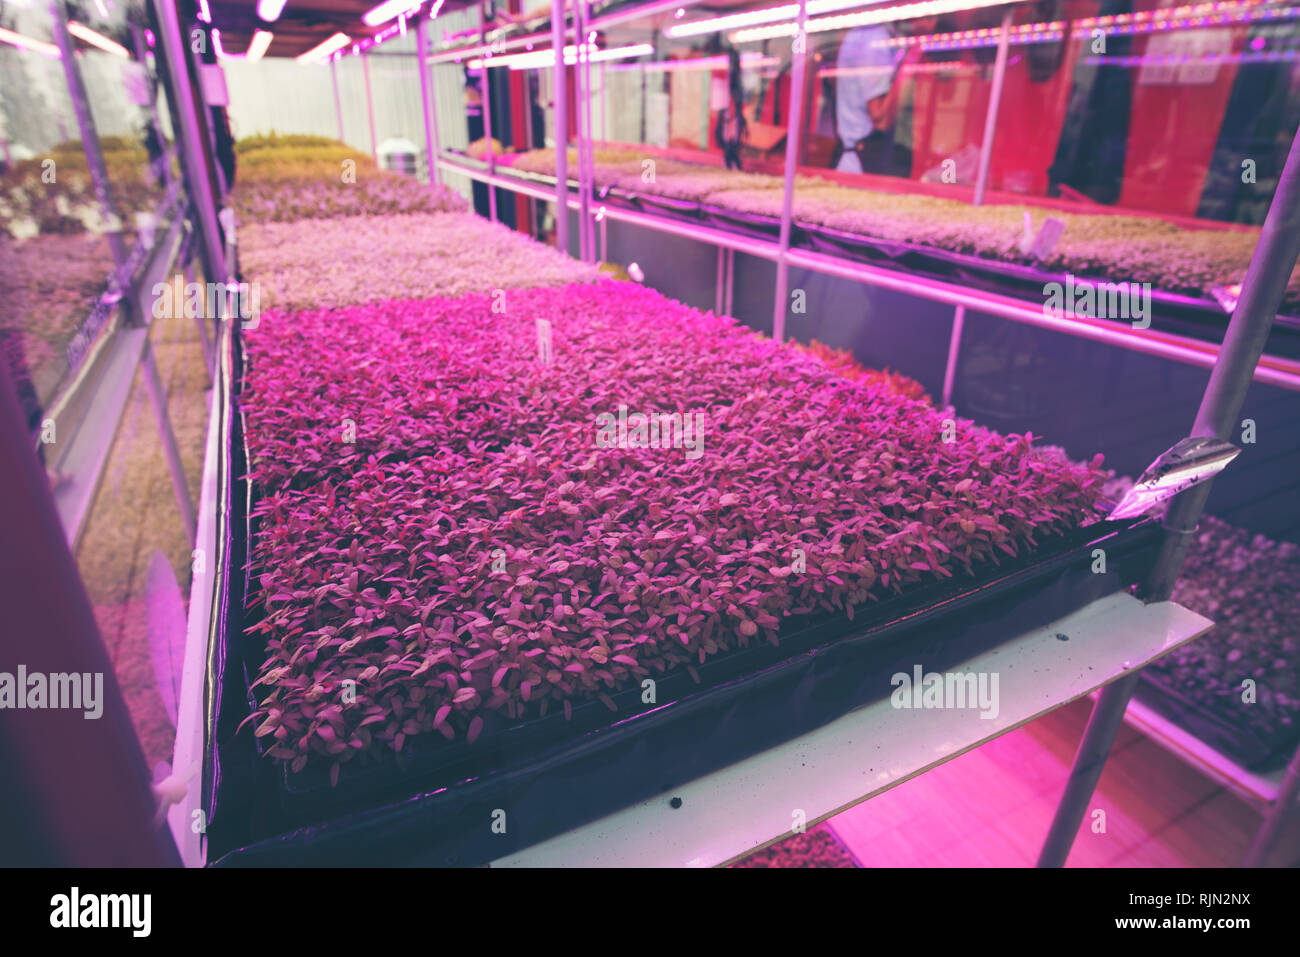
[571, 1, 589, 262]
[331, 58, 345, 142]
[716, 246, 726, 315]
[772, 0, 808, 343]
[362, 51, 378, 161]
[941, 305, 966, 409]
[415, 19, 443, 187]
[48, 0, 128, 272]
[141, 340, 197, 544]
[972, 8, 1012, 207]
[725, 248, 735, 316]
[151, 0, 228, 287]
[579, 1, 596, 263]
[197, 61, 230, 202]
[184, 259, 213, 377]
[480, 63, 498, 222]
[131, 24, 174, 192]
[551, 0, 570, 255]
[1035, 670, 1141, 867]
[601, 61, 608, 146]
[524, 72, 538, 235]
[1037, 126, 1300, 869]
[942, 6, 1012, 411]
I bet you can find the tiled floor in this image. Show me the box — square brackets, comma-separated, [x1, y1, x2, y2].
[826, 697, 1300, 867]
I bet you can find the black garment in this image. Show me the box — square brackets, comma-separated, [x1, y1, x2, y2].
[831, 130, 911, 178]
[715, 108, 747, 170]
[1197, 34, 1300, 224]
[0, 327, 45, 464]
[1047, 1, 1133, 204]
[211, 107, 236, 189]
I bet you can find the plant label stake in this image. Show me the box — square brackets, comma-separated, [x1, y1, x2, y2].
[536, 318, 553, 365]
[1020, 213, 1065, 261]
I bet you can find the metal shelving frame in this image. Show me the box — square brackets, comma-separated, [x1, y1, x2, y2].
[417, 0, 1300, 867]
[6, 0, 1296, 867]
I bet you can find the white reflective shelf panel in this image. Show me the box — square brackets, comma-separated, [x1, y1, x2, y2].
[489, 592, 1212, 868]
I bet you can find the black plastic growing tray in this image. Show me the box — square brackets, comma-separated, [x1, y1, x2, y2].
[201, 325, 1164, 867]
[698, 203, 784, 241]
[798, 222, 1300, 359]
[629, 191, 704, 222]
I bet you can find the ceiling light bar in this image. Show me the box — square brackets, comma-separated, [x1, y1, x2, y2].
[731, 0, 1010, 43]
[257, 0, 289, 23]
[668, 3, 799, 38]
[363, 0, 421, 27]
[247, 30, 273, 61]
[429, 30, 548, 64]
[0, 26, 60, 58]
[298, 31, 351, 63]
[213, 28, 273, 62]
[67, 21, 130, 58]
[618, 51, 779, 72]
[588, 42, 656, 63]
[589, 0, 710, 31]
[468, 44, 580, 70]
[1086, 48, 1297, 68]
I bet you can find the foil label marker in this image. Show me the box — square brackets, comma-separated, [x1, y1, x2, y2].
[1107, 435, 1241, 521]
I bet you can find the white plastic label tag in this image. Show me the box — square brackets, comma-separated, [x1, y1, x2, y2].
[1020, 214, 1065, 260]
[536, 318, 553, 365]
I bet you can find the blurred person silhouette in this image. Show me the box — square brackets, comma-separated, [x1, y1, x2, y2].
[832, 23, 902, 175]
[830, 18, 938, 177]
[714, 47, 749, 169]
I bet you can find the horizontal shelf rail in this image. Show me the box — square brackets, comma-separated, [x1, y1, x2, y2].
[436, 154, 1300, 393]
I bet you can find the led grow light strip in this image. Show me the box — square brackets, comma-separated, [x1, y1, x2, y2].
[732, 0, 1011, 43]
[258, 0, 288, 23]
[298, 31, 351, 63]
[1087, 48, 1299, 65]
[873, 1, 1297, 52]
[666, 0, 890, 38]
[363, 0, 422, 27]
[883, 0, 1272, 43]
[197, 0, 212, 23]
[0, 26, 60, 58]
[820, 58, 983, 75]
[67, 21, 130, 58]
